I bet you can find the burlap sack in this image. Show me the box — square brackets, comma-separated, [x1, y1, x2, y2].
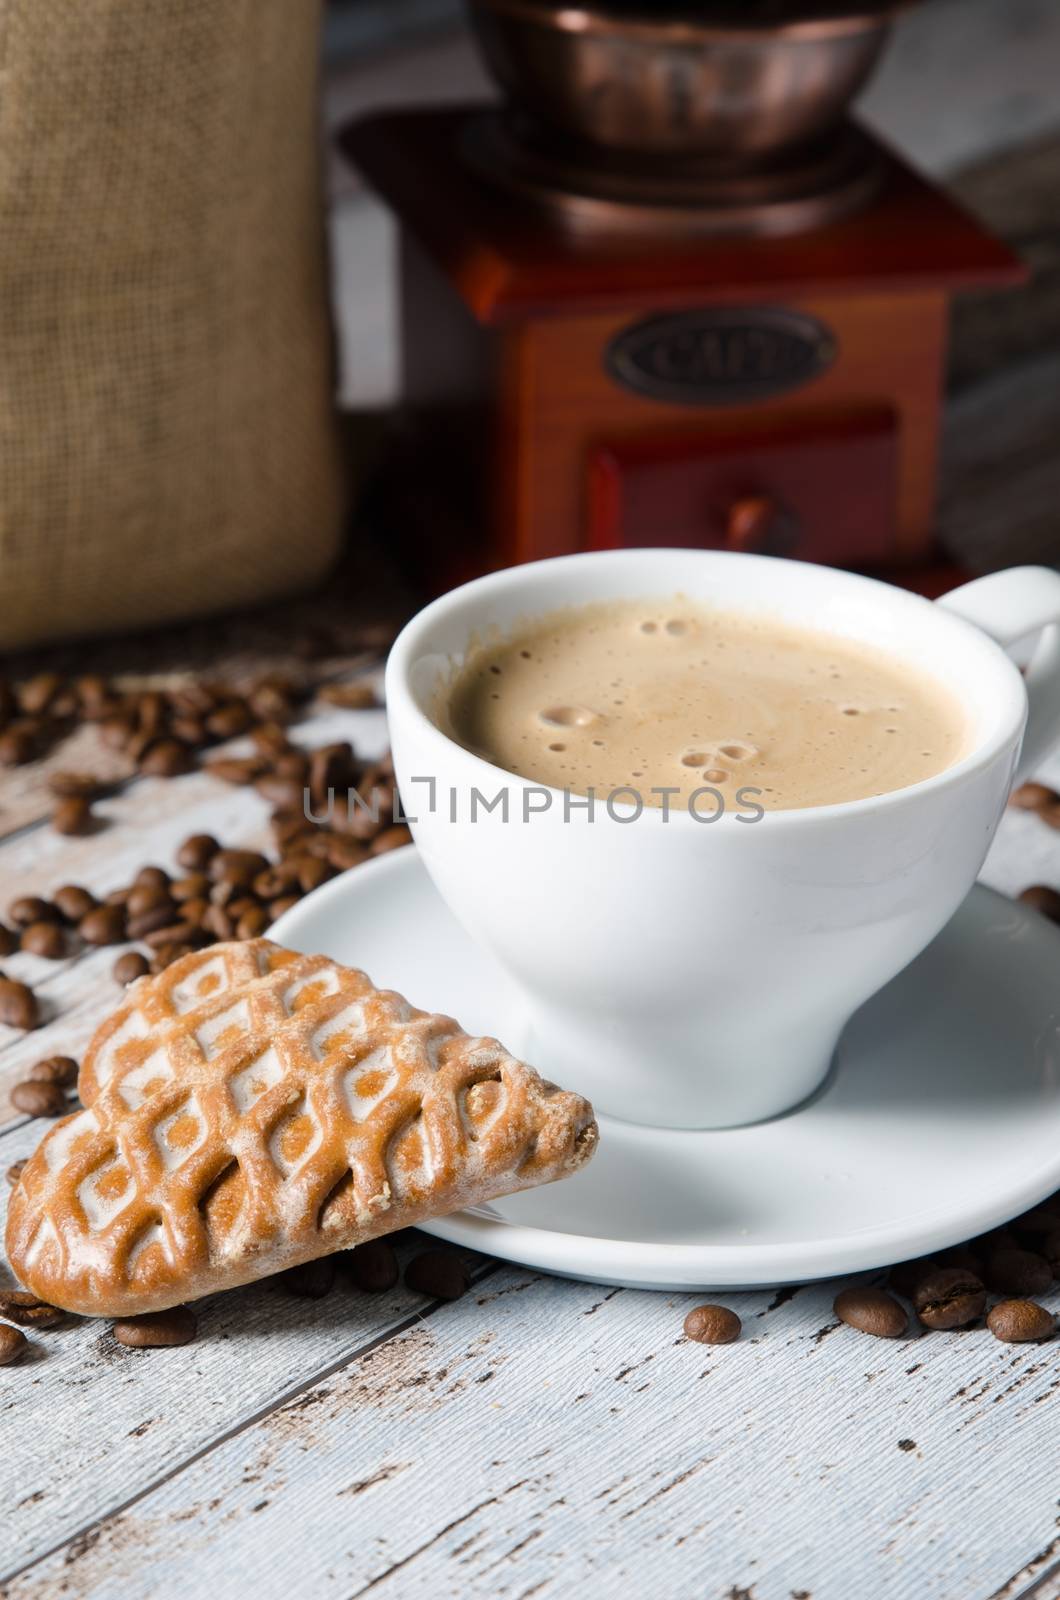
[0, 0, 345, 650]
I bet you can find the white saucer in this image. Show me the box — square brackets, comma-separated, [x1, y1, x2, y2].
[271, 851, 1060, 1291]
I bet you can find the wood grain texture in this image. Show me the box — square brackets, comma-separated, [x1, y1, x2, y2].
[2, 1262, 1059, 1600]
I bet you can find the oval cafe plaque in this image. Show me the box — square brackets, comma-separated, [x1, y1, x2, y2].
[605, 307, 837, 406]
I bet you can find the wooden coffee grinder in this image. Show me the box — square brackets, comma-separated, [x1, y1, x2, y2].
[343, 0, 1024, 594]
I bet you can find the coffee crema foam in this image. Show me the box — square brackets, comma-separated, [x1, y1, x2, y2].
[447, 598, 968, 811]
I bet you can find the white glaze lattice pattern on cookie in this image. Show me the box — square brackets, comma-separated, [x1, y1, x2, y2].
[7, 940, 597, 1317]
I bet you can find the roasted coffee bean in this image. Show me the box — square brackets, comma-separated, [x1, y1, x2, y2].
[318, 681, 378, 710]
[250, 722, 292, 758]
[206, 756, 265, 786]
[1040, 806, 1060, 832]
[29, 1054, 78, 1087]
[200, 906, 234, 942]
[914, 1267, 986, 1329]
[404, 1249, 469, 1302]
[888, 1257, 939, 1299]
[18, 672, 63, 716]
[99, 713, 135, 750]
[125, 730, 159, 765]
[833, 1286, 908, 1338]
[177, 834, 220, 873]
[139, 739, 193, 777]
[371, 825, 413, 855]
[128, 902, 181, 940]
[79, 904, 127, 946]
[134, 690, 167, 733]
[0, 979, 39, 1030]
[105, 885, 134, 907]
[219, 895, 255, 922]
[985, 1247, 1053, 1298]
[6, 1159, 26, 1186]
[987, 1299, 1055, 1343]
[268, 895, 301, 922]
[683, 1303, 742, 1345]
[252, 869, 288, 901]
[209, 849, 269, 888]
[0, 923, 18, 957]
[135, 866, 171, 893]
[113, 950, 150, 986]
[326, 837, 370, 872]
[205, 702, 251, 740]
[171, 872, 210, 904]
[1018, 886, 1060, 921]
[20, 920, 66, 959]
[75, 673, 109, 709]
[149, 942, 195, 974]
[143, 920, 200, 951]
[0, 676, 13, 727]
[170, 716, 206, 746]
[279, 1258, 336, 1299]
[248, 677, 299, 722]
[254, 775, 305, 811]
[0, 725, 37, 765]
[48, 771, 102, 800]
[296, 856, 332, 894]
[301, 832, 333, 860]
[0, 1289, 65, 1329]
[168, 682, 216, 717]
[127, 883, 175, 920]
[53, 885, 97, 924]
[112, 1306, 197, 1348]
[271, 809, 316, 849]
[9, 896, 58, 927]
[345, 1238, 399, 1294]
[309, 743, 357, 805]
[50, 690, 79, 720]
[11, 1078, 66, 1116]
[178, 897, 209, 928]
[0, 1325, 28, 1365]
[274, 751, 310, 782]
[235, 906, 269, 941]
[345, 800, 384, 843]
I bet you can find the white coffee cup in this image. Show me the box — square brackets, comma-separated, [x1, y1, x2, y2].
[386, 551, 1060, 1130]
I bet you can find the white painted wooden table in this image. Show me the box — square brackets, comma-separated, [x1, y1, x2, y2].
[1, 676, 1059, 1600]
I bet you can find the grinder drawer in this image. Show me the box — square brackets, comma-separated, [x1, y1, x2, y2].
[587, 403, 898, 566]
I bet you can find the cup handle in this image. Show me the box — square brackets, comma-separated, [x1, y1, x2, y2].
[938, 567, 1060, 782]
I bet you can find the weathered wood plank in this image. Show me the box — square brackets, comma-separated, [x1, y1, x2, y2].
[2, 1264, 1056, 1600]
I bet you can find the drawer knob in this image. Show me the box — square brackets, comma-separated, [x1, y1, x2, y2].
[725, 496, 799, 557]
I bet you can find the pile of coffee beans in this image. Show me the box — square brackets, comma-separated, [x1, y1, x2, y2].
[0, 649, 391, 836]
[0, 1236, 469, 1363]
[1010, 782, 1060, 921]
[0, 736, 409, 1031]
[830, 1199, 1060, 1345]
[277, 1240, 468, 1305]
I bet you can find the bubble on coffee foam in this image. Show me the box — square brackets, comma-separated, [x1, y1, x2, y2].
[539, 705, 597, 729]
